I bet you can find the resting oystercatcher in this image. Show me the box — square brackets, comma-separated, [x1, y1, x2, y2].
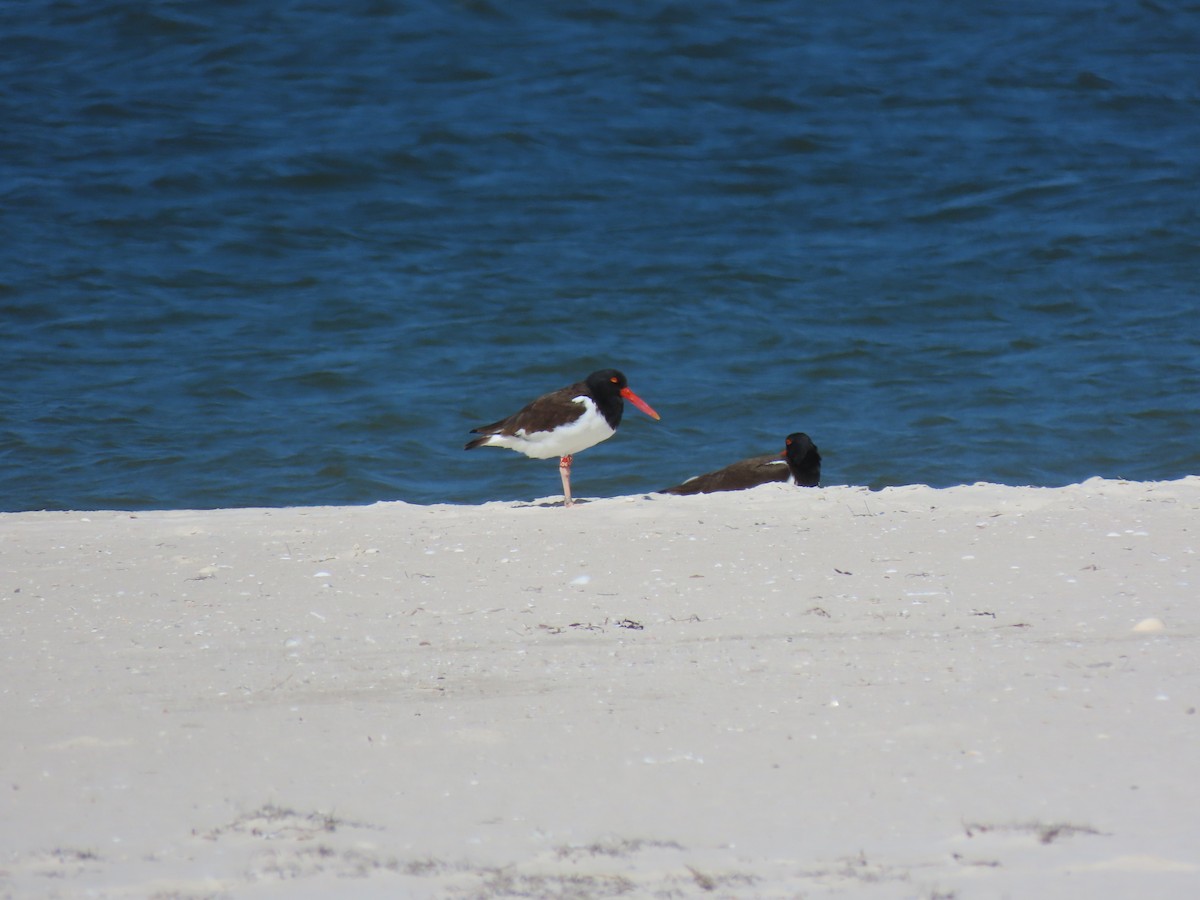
[658, 432, 821, 495]
[465, 369, 660, 506]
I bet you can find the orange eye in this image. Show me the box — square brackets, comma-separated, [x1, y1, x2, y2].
[610, 376, 619, 383]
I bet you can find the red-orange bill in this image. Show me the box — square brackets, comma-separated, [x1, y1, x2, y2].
[620, 386, 660, 420]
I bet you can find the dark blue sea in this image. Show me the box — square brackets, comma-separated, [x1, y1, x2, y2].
[3, 1, 1198, 511]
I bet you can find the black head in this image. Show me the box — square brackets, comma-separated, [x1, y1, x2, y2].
[582, 369, 660, 429]
[784, 432, 821, 486]
[585, 369, 629, 396]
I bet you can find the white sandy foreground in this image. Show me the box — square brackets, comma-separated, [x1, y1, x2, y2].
[2, 478, 1198, 899]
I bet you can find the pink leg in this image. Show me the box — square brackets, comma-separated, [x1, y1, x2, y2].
[559, 454, 574, 507]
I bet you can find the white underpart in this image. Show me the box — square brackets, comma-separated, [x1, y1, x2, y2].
[481, 395, 616, 459]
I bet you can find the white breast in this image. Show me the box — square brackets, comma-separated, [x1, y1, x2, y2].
[484, 396, 617, 459]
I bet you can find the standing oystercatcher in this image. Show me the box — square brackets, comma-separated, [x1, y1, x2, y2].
[465, 369, 660, 506]
[658, 432, 821, 495]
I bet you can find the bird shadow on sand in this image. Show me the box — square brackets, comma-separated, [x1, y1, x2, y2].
[512, 498, 595, 508]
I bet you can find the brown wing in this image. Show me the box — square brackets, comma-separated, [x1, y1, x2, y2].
[468, 381, 588, 439]
[659, 453, 789, 495]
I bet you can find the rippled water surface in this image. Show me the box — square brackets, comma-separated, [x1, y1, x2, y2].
[3, 1, 1198, 509]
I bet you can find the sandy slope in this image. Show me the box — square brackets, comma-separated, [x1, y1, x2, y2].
[2, 478, 1198, 898]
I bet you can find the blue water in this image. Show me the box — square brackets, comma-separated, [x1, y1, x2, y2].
[3, 1, 1199, 511]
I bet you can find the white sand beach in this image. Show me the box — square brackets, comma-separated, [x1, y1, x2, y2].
[2, 477, 1198, 898]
